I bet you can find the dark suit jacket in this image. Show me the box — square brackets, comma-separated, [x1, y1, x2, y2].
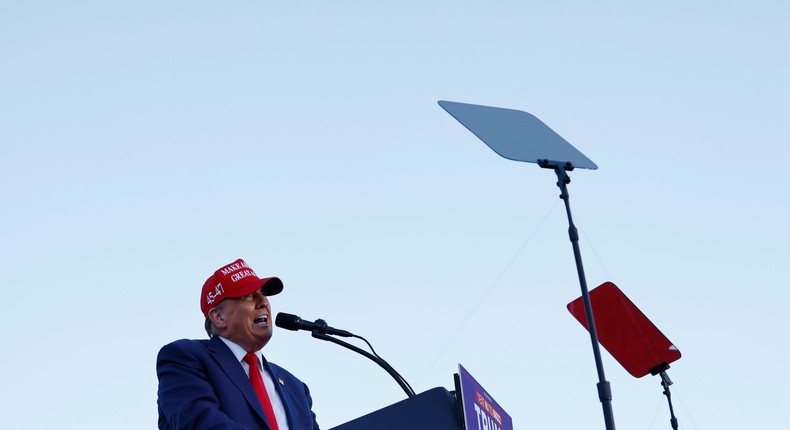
[157, 336, 320, 430]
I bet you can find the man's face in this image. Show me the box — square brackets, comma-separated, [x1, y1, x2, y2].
[212, 288, 273, 352]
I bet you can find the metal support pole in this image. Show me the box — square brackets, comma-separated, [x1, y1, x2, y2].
[660, 371, 679, 430]
[539, 159, 616, 430]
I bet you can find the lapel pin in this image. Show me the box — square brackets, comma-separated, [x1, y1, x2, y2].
[278, 378, 285, 385]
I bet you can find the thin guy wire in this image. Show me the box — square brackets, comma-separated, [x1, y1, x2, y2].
[414, 199, 561, 387]
[648, 393, 665, 430]
[673, 387, 700, 430]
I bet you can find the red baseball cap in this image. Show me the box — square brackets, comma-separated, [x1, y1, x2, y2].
[200, 258, 284, 317]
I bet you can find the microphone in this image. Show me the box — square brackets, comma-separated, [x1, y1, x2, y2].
[275, 312, 353, 337]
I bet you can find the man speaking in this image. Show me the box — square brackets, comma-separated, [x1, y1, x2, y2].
[157, 258, 320, 430]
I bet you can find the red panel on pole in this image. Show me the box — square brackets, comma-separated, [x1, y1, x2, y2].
[567, 281, 681, 378]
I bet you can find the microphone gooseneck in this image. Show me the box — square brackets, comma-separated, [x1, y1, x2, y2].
[274, 312, 415, 398]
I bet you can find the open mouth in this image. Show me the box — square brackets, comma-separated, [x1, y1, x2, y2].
[253, 315, 269, 326]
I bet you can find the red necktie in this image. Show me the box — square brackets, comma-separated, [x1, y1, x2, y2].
[243, 352, 280, 430]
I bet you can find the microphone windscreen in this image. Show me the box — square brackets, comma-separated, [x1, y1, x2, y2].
[275, 312, 301, 331]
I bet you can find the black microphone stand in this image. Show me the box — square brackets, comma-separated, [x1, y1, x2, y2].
[311, 323, 416, 398]
[539, 159, 616, 430]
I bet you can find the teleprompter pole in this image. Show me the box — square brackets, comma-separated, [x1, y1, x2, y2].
[539, 159, 616, 430]
[660, 371, 679, 430]
[650, 363, 680, 430]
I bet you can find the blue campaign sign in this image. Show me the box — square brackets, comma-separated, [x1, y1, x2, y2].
[458, 364, 513, 430]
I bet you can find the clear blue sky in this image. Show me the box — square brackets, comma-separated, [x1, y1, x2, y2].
[2, 1, 788, 429]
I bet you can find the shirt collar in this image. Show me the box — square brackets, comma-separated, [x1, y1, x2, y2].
[218, 336, 263, 364]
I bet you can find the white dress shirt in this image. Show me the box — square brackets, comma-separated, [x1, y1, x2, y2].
[219, 337, 290, 430]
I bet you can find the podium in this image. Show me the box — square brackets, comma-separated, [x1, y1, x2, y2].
[328, 387, 463, 430]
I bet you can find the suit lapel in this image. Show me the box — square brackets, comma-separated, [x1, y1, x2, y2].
[263, 357, 294, 429]
[207, 336, 272, 428]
